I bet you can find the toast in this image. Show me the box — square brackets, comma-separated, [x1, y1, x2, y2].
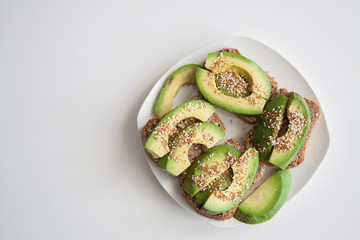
[142, 95, 226, 164]
[244, 88, 321, 168]
[180, 138, 265, 220]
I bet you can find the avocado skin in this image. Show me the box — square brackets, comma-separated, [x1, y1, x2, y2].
[154, 64, 203, 116]
[156, 155, 168, 169]
[183, 145, 241, 197]
[234, 169, 291, 224]
[252, 94, 288, 161]
[194, 169, 233, 206]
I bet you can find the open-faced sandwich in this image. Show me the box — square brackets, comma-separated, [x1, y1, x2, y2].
[141, 48, 321, 224]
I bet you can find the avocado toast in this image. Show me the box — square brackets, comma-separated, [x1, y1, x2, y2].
[180, 138, 266, 220]
[244, 88, 321, 169]
[142, 46, 321, 224]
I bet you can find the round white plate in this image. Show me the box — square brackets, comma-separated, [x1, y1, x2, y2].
[136, 37, 330, 227]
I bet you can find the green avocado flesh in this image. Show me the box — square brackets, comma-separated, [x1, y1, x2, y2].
[234, 169, 291, 224]
[268, 92, 311, 169]
[144, 100, 216, 159]
[154, 64, 203, 116]
[252, 94, 288, 161]
[157, 122, 225, 176]
[196, 68, 266, 115]
[194, 168, 233, 206]
[202, 148, 259, 215]
[205, 52, 271, 100]
[183, 145, 241, 197]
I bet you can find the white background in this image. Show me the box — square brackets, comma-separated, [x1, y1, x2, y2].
[0, 0, 359, 239]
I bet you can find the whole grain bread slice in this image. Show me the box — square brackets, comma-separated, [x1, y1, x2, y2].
[142, 95, 226, 165]
[244, 88, 321, 168]
[180, 138, 265, 220]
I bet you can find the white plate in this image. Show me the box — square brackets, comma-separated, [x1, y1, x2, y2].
[136, 37, 330, 227]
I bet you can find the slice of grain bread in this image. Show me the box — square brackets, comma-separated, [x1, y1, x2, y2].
[142, 95, 226, 164]
[244, 88, 321, 168]
[180, 138, 265, 220]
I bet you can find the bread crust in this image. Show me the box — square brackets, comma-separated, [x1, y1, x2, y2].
[142, 116, 164, 163]
[180, 138, 265, 220]
[244, 88, 321, 168]
[218, 48, 241, 54]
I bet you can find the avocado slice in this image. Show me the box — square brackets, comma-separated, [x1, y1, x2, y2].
[205, 52, 271, 100]
[202, 148, 259, 215]
[268, 92, 311, 169]
[144, 100, 216, 158]
[194, 168, 233, 206]
[155, 64, 203, 116]
[183, 145, 241, 197]
[157, 122, 225, 176]
[196, 68, 266, 114]
[252, 94, 288, 161]
[234, 169, 291, 224]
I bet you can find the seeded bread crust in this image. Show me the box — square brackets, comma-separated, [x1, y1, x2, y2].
[142, 95, 226, 164]
[180, 138, 265, 220]
[218, 48, 241, 54]
[244, 88, 321, 168]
